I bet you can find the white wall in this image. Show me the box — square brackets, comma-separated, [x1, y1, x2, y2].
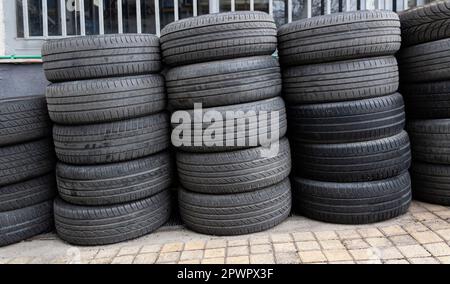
[0, 0, 5, 56]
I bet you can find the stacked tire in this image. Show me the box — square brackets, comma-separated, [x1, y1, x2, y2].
[161, 12, 292, 235]
[278, 11, 412, 224]
[41, 34, 173, 245]
[398, 1, 450, 206]
[0, 96, 55, 246]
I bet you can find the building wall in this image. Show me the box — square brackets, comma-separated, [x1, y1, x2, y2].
[0, 0, 5, 56]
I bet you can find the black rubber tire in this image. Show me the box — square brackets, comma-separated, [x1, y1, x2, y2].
[411, 161, 450, 206]
[408, 119, 450, 165]
[42, 34, 161, 82]
[53, 113, 170, 165]
[282, 56, 399, 104]
[160, 11, 277, 67]
[0, 138, 55, 187]
[399, 1, 450, 47]
[177, 137, 291, 194]
[292, 131, 411, 182]
[401, 81, 450, 119]
[166, 56, 281, 110]
[179, 178, 291, 236]
[171, 97, 287, 152]
[398, 38, 450, 83]
[56, 151, 173, 205]
[54, 190, 171, 246]
[0, 95, 51, 146]
[287, 93, 405, 143]
[277, 11, 401, 66]
[292, 172, 411, 224]
[0, 174, 56, 212]
[0, 200, 53, 247]
[46, 75, 166, 124]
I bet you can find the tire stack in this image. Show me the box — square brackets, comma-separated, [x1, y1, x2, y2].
[278, 11, 412, 224]
[161, 12, 292, 235]
[398, 1, 450, 206]
[0, 96, 55, 247]
[41, 34, 173, 245]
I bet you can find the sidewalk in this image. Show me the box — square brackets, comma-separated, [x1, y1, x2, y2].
[1, 201, 449, 264]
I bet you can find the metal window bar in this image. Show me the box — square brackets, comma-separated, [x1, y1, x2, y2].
[60, 0, 67, 36]
[250, 0, 254, 11]
[136, 0, 142, 33]
[193, 0, 198, 16]
[79, 0, 86, 35]
[22, 0, 29, 38]
[326, 0, 331, 14]
[174, 0, 179, 21]
[231, 0, 235, 12]
[98, 0, 104, 34]
[287, 0, 292, 22]
[269, 0, 273, 15]
[155, 0, 161, 36]
[118, 0, 123, 33]
[42, 0, 48, 37]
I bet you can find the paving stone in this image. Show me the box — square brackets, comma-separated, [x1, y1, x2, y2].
[436, 229, 450, 241]
[95, 248, 119, 259]
[390, 235, 418, 246]
[270, 233, 292, 243]
[420, 203, 448, 212]
[226, 256, 250, 264]
[408, 202, 427, 213]
[204, 248, 226, 258]
[117, 246, 141, 256]
[323, 250, 353, 262]
[292, 232, 316, 241]
[295, 241, 321, 251]
[201, 258, 225, 264]
[408, 257, 439, 264]
[249, 236, 270, 245]
[383, 259, 409, 264]
[422, 219, 450, 231]
[273, 242, 297, 253]
[365, 237, 392, 248]
[140, 244, 162, 254]
[328, 261, 355, 264]
[156, 252, 180, 263]
[434, 211, 450, 220]
[336, 230, 361, 240]
[343, 239, 370, 250]
[379, 225, 407, 237]
[423, 242, 450, 257]
[314, 231, 338, 240]
[356, 260, 382, 264]
[398, 245, 431, 258]
[402, 222, 429, 233]
[379, 247, 403, 260]
[111, 255, 135, 264]
[250, 244, 272, 254]
[250, 254, 275, 264]
[179, 259, 201, 264]
[89, 258, 112, 264]
[410, 231, 443, 244]
[205, 239, 227, 249]
[161, 242, 184, 253]
[319, 240, 345, 250]
[357, 228, 383, 238]
[180, 250, 204, 260]
[228, 239, 248, 247]
[412, 212, 438, 222]
[7, 257, 34, 264]
[227, 246, 249, 257]
[438, 256, 450, 264]
[298, 250, 326, 263]
[80, 250, 99, 260]
[275, 252, 301, 264]
[184, 240, 206, 251]
[349, 249, 380, 261]
[133, 253, 158, 264]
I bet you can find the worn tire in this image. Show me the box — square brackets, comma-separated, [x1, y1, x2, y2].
[277, 11, 401, 66]
[399, 1, 450, 46]
[411, 162, 450, 206]
[160, 12, 277, 66]
[0, 174, 56, 212]
[0, 201, 53, 247]
[56, 151, 173, 205]
[398, 38, 450, 83]
[282, 56, 399, 104]
[292, 131, 411, 182]
[0, 95, 51, 146]
[401, 81, 450, 119]
[179, 179, 291, 236]
[292, 172, 411, 224]
[287, 93, 405, 143]
[53, 113, 170, 165]
[54, 190, 171, 246]
[46, 75, 166, 124]
[171, 97, 287, 152]
[177, 137, 291, 194]
[0, 138, 55, 186]
[42, 34, 161, 82]
[408, 119, 450, 164]
[166, 56, 281, 110]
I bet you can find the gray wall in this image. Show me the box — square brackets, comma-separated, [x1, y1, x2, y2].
[0, 64, 49, 99]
